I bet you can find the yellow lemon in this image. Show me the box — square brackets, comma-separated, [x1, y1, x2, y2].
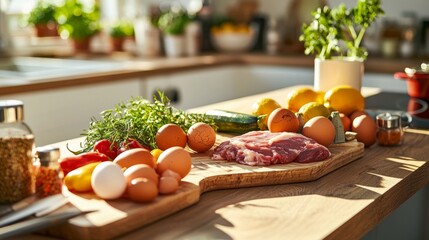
[251, 98, 281, 128]
[315, 91, 325, 104]
[324, 85, 365, 116]
[298, 101, 331, 123]
[285, 87, 319, 113]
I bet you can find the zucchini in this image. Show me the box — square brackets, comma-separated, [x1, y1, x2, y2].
[205, 109, 265, 134]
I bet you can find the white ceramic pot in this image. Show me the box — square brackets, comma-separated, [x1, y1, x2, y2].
[163, 35, 186, 58]
[314, 57, 364, 92]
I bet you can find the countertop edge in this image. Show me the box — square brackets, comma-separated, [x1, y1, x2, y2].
[0, 53, 426, 96]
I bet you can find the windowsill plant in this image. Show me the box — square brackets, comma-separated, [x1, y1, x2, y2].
[27, 1, 59, 37]
[56, 0, 101, 53]
[156, 8, 191, 57]
[109, 20, 134, 52]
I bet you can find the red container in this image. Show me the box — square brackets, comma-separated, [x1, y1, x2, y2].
[394, 63, 429, 99]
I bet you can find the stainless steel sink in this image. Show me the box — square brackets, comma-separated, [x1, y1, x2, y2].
[0, 57, 125, 83]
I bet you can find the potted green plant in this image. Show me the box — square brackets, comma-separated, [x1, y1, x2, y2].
[299, 0, 384, 91]
[27, 1, 59, 37]
[109, 20, 134, 52]
[56, 0, 100, 53]
[157, 9, 190, 57]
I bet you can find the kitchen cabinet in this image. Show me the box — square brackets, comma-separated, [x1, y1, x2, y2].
[141, 65, 314, 110]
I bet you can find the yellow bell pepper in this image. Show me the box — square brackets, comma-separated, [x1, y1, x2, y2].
[64, 162, 100, 192]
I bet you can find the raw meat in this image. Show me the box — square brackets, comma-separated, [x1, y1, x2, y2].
[212, 131, 331, 166]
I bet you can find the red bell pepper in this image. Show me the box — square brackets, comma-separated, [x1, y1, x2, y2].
[92, 139, 118, 160]
[59, 151, 109, 176]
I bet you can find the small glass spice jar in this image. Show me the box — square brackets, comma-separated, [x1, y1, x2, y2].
[35, 146, 63, 197]
[0, 100, 36, 203]
[376, 113, 404, 146]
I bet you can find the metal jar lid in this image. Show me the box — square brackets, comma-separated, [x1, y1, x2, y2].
[36, 146, 61, 167]
[376, 113, 401, 129]
[0, 100, 24, 123]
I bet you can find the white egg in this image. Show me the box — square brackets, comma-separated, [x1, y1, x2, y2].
[91, 161, 126, 200]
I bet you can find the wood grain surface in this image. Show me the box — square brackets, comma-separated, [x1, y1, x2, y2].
[42, 135, 363, 240]
[31, 87, 429, 240]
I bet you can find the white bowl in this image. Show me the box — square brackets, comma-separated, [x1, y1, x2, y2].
[212, 31, 255, 53]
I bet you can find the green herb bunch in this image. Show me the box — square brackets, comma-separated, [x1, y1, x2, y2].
[110, 20, 134, 38]
[56, 0, 100, 40]
[299, 0, 384, 60]
[81, 92, 217, 152]
[157, 9, 190, 35]
[27, 1, 58, 26]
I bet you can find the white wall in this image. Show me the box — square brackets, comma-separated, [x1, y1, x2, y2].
[213, 0, 429, 20]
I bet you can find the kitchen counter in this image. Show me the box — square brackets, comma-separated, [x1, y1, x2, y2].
[21, 86, 429, 240]
[0, 53, 426, 96]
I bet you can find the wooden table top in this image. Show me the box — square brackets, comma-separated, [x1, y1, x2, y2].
[27, 86, 429, 240]
[119, 87, 429, 239]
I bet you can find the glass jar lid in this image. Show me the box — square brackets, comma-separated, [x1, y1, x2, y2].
[0, 100, 24, 123]
[36, 146, 61, 167]
[376, 113, 401, 129]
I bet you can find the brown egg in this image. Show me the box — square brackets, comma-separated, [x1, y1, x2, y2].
[267, 108, 300, 133]
[113, 148, 154, 169]
[158, 176, 179, 195]
[127, 177, 158, 203]
[339, 113, 351, 132]
[352, 115, 377, 147]
[157, 146, 192, 179]
[155, 124, 187, 150]
[123, 164, 159, 185]
[349, 110, 369, 122]
[187, 122, 216, 153]
[302, 116, 335, 147]
[161, 169, 182, 182]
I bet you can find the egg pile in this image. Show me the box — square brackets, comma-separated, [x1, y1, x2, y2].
[76, 122, 217, 203]
[91, 147, 191, 202]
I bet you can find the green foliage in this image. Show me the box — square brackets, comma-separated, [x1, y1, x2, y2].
[299, 0, 384, 60]
[110, 20, 134, 38]
[81, 91, 218, 151]
[56, 0, 100, 40]
[27, 1, 58, 25]
[157, 10, 190, 35]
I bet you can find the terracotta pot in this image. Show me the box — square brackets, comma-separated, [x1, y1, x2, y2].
[35, 23, 58, 37]
[394, 63, 429, 99]
[72, 38, 92, 53]
[111, 37, 125, 52]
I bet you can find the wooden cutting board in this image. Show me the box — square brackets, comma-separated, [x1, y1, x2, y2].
[44, 135, 364, 240]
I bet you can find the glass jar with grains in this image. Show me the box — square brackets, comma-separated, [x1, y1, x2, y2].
[0, 100, 36, 203]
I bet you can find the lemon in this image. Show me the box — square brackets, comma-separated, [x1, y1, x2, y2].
[251, 97, 281, 128]
[298, 101, 331, 123]
[315, 91, 325, 104]
[251, 98, 281, 116]
[285, 87, 320, 113]
[324, 85, 365, 116]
